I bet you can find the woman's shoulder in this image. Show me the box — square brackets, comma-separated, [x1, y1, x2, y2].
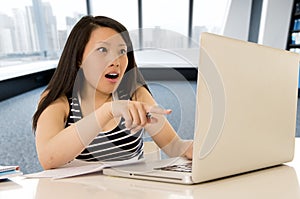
[40, 90, 68, 104]
[40, 90, 70, 115]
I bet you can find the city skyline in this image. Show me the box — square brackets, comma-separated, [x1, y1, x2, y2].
[0, 0, 225, 62]
[0, 0, 84, 58]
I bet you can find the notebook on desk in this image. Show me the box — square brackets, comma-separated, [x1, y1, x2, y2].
[103, 32, 300, 184]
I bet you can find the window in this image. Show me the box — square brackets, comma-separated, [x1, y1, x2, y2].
[192, 0, 231, 44]
[42, 0, 87, 53]
[0, 0, 233, 78]
[91, 0, 138, 32]
[143, 0, 189, 36]
[142, 0, 189, 49]
[0, 0, 86, 67]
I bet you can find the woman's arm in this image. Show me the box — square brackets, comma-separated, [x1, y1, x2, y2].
[133, 86, 193, 159]
[35, 93, 172, 169]
[35, 95, 86, 169]
[35, 94, 115, 169]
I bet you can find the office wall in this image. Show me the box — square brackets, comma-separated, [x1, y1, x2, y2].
[223, 0, 293, 50]
[258, 0, 293, 49]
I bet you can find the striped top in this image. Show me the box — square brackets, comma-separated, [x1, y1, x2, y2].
[65, 93, 144, 162]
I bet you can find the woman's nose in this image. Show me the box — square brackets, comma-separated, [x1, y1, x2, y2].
[109, 57, 120, 67]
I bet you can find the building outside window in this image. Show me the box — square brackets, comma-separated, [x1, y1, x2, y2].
[0, 0, 231, 74]
[0, 0, 86, 67]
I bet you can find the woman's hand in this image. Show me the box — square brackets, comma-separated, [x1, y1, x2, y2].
[184, 141, 193, 160]
[106, 100, 172, 132]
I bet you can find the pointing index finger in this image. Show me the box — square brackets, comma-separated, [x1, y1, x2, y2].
[148, 105, 172, 115]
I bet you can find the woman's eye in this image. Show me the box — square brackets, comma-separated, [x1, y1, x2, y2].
[97, 47, 108, 53]
[120, 49, 127, 55]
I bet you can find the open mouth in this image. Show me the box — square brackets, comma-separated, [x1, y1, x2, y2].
[105, 73, 119, 79]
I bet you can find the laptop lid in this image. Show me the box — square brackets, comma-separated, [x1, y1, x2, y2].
[192, 32, 300, 183]
[103, 32, 300, 184]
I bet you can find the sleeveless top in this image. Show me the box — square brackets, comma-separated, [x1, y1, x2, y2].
[65, 92, 144, 162]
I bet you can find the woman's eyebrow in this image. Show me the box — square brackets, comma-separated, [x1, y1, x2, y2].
[96, 41, 126, 46]
[95, 41, 110, 45]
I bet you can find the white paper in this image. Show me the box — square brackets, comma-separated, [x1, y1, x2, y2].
[24, 157, 144, 179]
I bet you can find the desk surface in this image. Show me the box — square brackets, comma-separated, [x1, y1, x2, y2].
[1, 138, 300, 199]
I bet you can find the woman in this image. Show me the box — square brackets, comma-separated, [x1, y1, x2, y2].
[32, 15, 192, 170]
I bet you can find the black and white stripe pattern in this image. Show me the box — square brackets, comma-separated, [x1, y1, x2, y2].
[65, 95, 144, 162]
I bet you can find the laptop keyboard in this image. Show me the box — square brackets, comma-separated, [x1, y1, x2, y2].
[154, 162, 192, 173]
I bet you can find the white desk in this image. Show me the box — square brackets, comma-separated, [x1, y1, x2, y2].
[1, 138, 300, 199]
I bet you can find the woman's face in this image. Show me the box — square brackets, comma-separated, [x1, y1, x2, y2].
[81, 27, 128, 95]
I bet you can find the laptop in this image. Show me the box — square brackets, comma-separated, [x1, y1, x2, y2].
[103, 32, 300, 184]
[103, 165, 299, 198]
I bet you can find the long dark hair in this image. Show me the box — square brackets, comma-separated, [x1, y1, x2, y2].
[32, 15, 148, 131]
